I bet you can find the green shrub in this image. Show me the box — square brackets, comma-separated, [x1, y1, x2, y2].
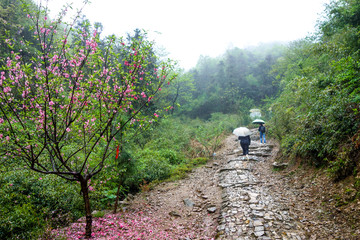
[327, 143, 358, 181]
[135, 149, 172, 182]
[167, 157, 209, 182]
[190, 157, 208, 166]
[0, 170, 83, 239]
[159, 149, 185, 165]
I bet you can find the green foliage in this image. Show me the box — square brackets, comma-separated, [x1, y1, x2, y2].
[0, 0, 38, 61]
[0, 170, 83, 239]
[0, 1, 177, 239]
[134, 149, 172, 182]
[167, 113, 243, 158]
[92, 210, 106, 218]
[181, 43, 285, 119]
[157, 70, 196, 115]
[328, 156, 354, 181]
[144, 117, 192, 153]
[159, 149, 184, 165]
[271, 0, 360, 180]
[167, 157, 208, 181]
[209, 112, 247, 131]
[119, 114, 241, 190]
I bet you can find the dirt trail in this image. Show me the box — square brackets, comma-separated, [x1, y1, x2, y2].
[91, 129, 359, 239]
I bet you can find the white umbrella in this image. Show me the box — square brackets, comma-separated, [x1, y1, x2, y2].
[233, 127, 251, 137]
[252, 119, 265, 124]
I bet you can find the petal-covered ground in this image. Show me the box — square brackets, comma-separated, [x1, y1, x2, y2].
[50, 150, 222, 240]
[51, 209, 215, 239]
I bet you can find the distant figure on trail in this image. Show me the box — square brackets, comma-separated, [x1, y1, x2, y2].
[238, 135, 251, 159]
[258, 123, 266, 144]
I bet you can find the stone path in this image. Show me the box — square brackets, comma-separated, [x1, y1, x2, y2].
[216, 133, 307, 240]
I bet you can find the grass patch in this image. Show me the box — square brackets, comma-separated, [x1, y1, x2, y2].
[93, 210, 106, 218]
[165, 157, 209, 182]
[144, 157, 209, 190]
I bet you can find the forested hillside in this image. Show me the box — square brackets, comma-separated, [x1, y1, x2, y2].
[0, 0, 359, 239]
[177, 43, 284, 119]
[271, 0, 360, 181]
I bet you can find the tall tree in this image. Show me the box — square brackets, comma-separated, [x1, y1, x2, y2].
[0, 3, 176, 238]
[182, 44, 284, 119]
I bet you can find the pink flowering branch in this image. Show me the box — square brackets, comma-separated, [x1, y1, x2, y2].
[0, 2, 176, 239]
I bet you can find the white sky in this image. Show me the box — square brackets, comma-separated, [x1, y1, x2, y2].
[45, 0, 331, 70]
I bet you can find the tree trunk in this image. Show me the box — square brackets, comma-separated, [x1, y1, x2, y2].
[80, 176, 92, 239]
[113, 139, 123, 214]
[113, 178, 122, 214]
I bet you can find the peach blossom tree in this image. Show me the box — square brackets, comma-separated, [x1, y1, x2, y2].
[0, 3, 176, 238]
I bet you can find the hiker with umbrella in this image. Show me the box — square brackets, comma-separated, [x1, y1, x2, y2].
[233, 127, 251, 159]
[252, 119, 266, 144]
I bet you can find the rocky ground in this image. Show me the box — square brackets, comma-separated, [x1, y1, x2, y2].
[55, 129, 360, 239]
[127, 129, 360, 239]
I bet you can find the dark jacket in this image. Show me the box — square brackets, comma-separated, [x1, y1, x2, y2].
[258, 125, 266, 133]
[238, 135, 251, 145]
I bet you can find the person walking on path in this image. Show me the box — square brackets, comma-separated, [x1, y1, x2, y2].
[238, 135, 251, 159]
[258, 123, 266, 144]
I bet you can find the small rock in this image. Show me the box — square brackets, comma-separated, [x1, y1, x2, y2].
[183, 198, 195, 207]
[169, 211, 181, 217]
[272, 162, 288, 169]
[254, 220, 263, 227]
[207, 207, 217, 213]
[255, 226, 265, 232]
[264, 213, 273, 220]
[254, 230, 265, 237]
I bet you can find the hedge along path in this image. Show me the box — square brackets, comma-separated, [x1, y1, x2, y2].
[216, 129, 307, 240]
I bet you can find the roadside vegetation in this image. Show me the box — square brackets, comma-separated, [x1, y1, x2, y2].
[1, 0, 360, 239]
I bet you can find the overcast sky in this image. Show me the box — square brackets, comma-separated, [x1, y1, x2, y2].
[46, 0, 331, 69]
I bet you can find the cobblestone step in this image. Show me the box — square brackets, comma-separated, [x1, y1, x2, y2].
[216, 141, 306, 240]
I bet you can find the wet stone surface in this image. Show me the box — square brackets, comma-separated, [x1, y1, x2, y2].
[216, 137, 307, 240]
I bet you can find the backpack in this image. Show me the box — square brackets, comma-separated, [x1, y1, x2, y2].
[259, 125, 266, 133]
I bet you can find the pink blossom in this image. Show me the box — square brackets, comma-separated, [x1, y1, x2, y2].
[66, 128, 71, 132]
[3, 87, 11, 93]
[22, 91, 28, 98]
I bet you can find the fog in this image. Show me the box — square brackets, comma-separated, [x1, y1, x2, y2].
[45, 0, 331, 69]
